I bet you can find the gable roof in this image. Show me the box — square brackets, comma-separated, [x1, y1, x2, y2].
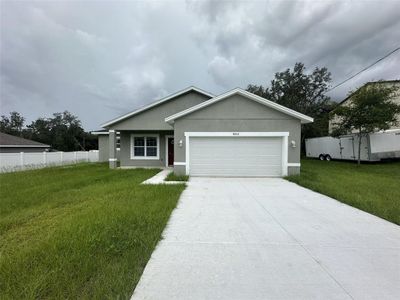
[0, 132, 50, 148]
[101, 86, 214, 128]
[165, 88, 314, 124]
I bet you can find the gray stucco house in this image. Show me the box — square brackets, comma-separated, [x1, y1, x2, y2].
[97, 87, 313, 177]
[0, 132, 50, 153]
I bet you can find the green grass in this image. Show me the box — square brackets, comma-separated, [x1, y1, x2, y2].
[164, 172, 189, 182]
[0, 163, 186, 299]
[286, 159, 400, 225]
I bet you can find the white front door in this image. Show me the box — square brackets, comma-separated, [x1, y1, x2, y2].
[188, 136, 283, 177]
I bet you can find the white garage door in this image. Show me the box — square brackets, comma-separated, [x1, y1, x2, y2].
[189, 137, 283, 177]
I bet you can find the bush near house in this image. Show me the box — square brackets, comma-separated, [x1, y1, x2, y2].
[165, 172, 190, 182]
[286, 159, 400, 225]
[0, 163, 185, 299]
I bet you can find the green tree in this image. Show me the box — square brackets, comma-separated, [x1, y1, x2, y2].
[247, 62, 335, 150]
[27, 111, 87, 151]
[330, 83, 400, 164]
[0, 111, 25, 136]
[0, 111, 97, 151]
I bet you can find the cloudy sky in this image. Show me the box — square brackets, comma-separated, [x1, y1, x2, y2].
[1, 0, 399, 130]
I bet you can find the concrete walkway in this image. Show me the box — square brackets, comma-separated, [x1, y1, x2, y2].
[141, 169, 184, 185]
[132, 177, 400, 300]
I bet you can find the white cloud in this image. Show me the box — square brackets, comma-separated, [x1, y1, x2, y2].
[113, 65, 166, 96]
[197, 0, 399, 94]
[207, 56, 238, 87]
[75, 29, 106, 47]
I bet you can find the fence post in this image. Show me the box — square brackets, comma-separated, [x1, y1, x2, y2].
[43, 151, 47, 164]
[86, 151, 89, 162]
[74, 151, 77, 163]
[60, 152, 63, 165]
[20, 152, 24, 167]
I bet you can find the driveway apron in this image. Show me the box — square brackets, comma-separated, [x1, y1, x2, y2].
[132, 177, 400, 300]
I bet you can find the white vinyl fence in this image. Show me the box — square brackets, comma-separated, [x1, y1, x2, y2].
[0, 150, 99, 173]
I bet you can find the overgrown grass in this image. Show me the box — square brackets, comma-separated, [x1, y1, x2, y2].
[286, 159, 400, 225]
[165, 172, 189, 182]
[0, 163, 185, 299]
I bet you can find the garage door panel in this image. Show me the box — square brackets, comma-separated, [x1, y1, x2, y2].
[189, 137, 283, 177]
[189, 165, 282, 177]
[190, 157, 281, 165]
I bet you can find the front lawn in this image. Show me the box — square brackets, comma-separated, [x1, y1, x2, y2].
[286, 159, 400, 225]
[0, 163, 185, 299]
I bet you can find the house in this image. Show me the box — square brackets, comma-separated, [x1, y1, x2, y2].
[0, 132, 50, 153]
[98, 87, 313, 177]
[329, 80, 400, 133]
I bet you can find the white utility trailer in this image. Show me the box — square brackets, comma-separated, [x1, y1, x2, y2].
[305, 129, 400, 161]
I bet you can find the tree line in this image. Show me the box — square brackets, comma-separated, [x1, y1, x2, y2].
[0, 111, 98, 151]
[246, 62, 400, 159]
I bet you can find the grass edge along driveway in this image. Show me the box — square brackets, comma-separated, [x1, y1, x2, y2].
[0, 163, 185, 299]
[286, 159, 400, 225]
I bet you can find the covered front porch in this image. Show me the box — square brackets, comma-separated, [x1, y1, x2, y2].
[108, 130, 174, 169]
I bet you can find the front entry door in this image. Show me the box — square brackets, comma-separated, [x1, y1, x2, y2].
[167, 137, 174, 166]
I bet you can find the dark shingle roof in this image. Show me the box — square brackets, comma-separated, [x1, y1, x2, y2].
[0, 132, 50, 147]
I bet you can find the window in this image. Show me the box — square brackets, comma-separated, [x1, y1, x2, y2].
[131, 135, 159, 159]
[146, 137, 157, 157]
[133, 137, 145, 156]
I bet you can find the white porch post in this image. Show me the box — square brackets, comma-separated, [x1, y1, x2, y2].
[109, 130, 117, 169]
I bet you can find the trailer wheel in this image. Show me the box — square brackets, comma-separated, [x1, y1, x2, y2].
[319, 154, 325, 161]
[325, 154, 332, 161]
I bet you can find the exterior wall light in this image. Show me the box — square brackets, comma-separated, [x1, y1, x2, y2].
[178, 140, 183, 147]
[291, 140, 296, 148]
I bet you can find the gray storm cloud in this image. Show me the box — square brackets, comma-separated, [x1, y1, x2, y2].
[1, 0, 399, 130]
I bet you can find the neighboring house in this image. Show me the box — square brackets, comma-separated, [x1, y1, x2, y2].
[329, 80, 400, 133]
[0, 132, 50, 153]
[98, 86, 313, 177]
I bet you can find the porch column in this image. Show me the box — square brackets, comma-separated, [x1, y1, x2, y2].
[109, 130, 117, 169]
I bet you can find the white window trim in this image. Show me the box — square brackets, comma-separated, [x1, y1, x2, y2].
[184, 132, 289, 176]
[130, 134, 160, 160]
[165, 135, 174, 167]
[184, 132, 289, 137]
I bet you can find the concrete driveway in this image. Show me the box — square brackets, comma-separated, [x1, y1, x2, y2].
[132, 178, 400, 300]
